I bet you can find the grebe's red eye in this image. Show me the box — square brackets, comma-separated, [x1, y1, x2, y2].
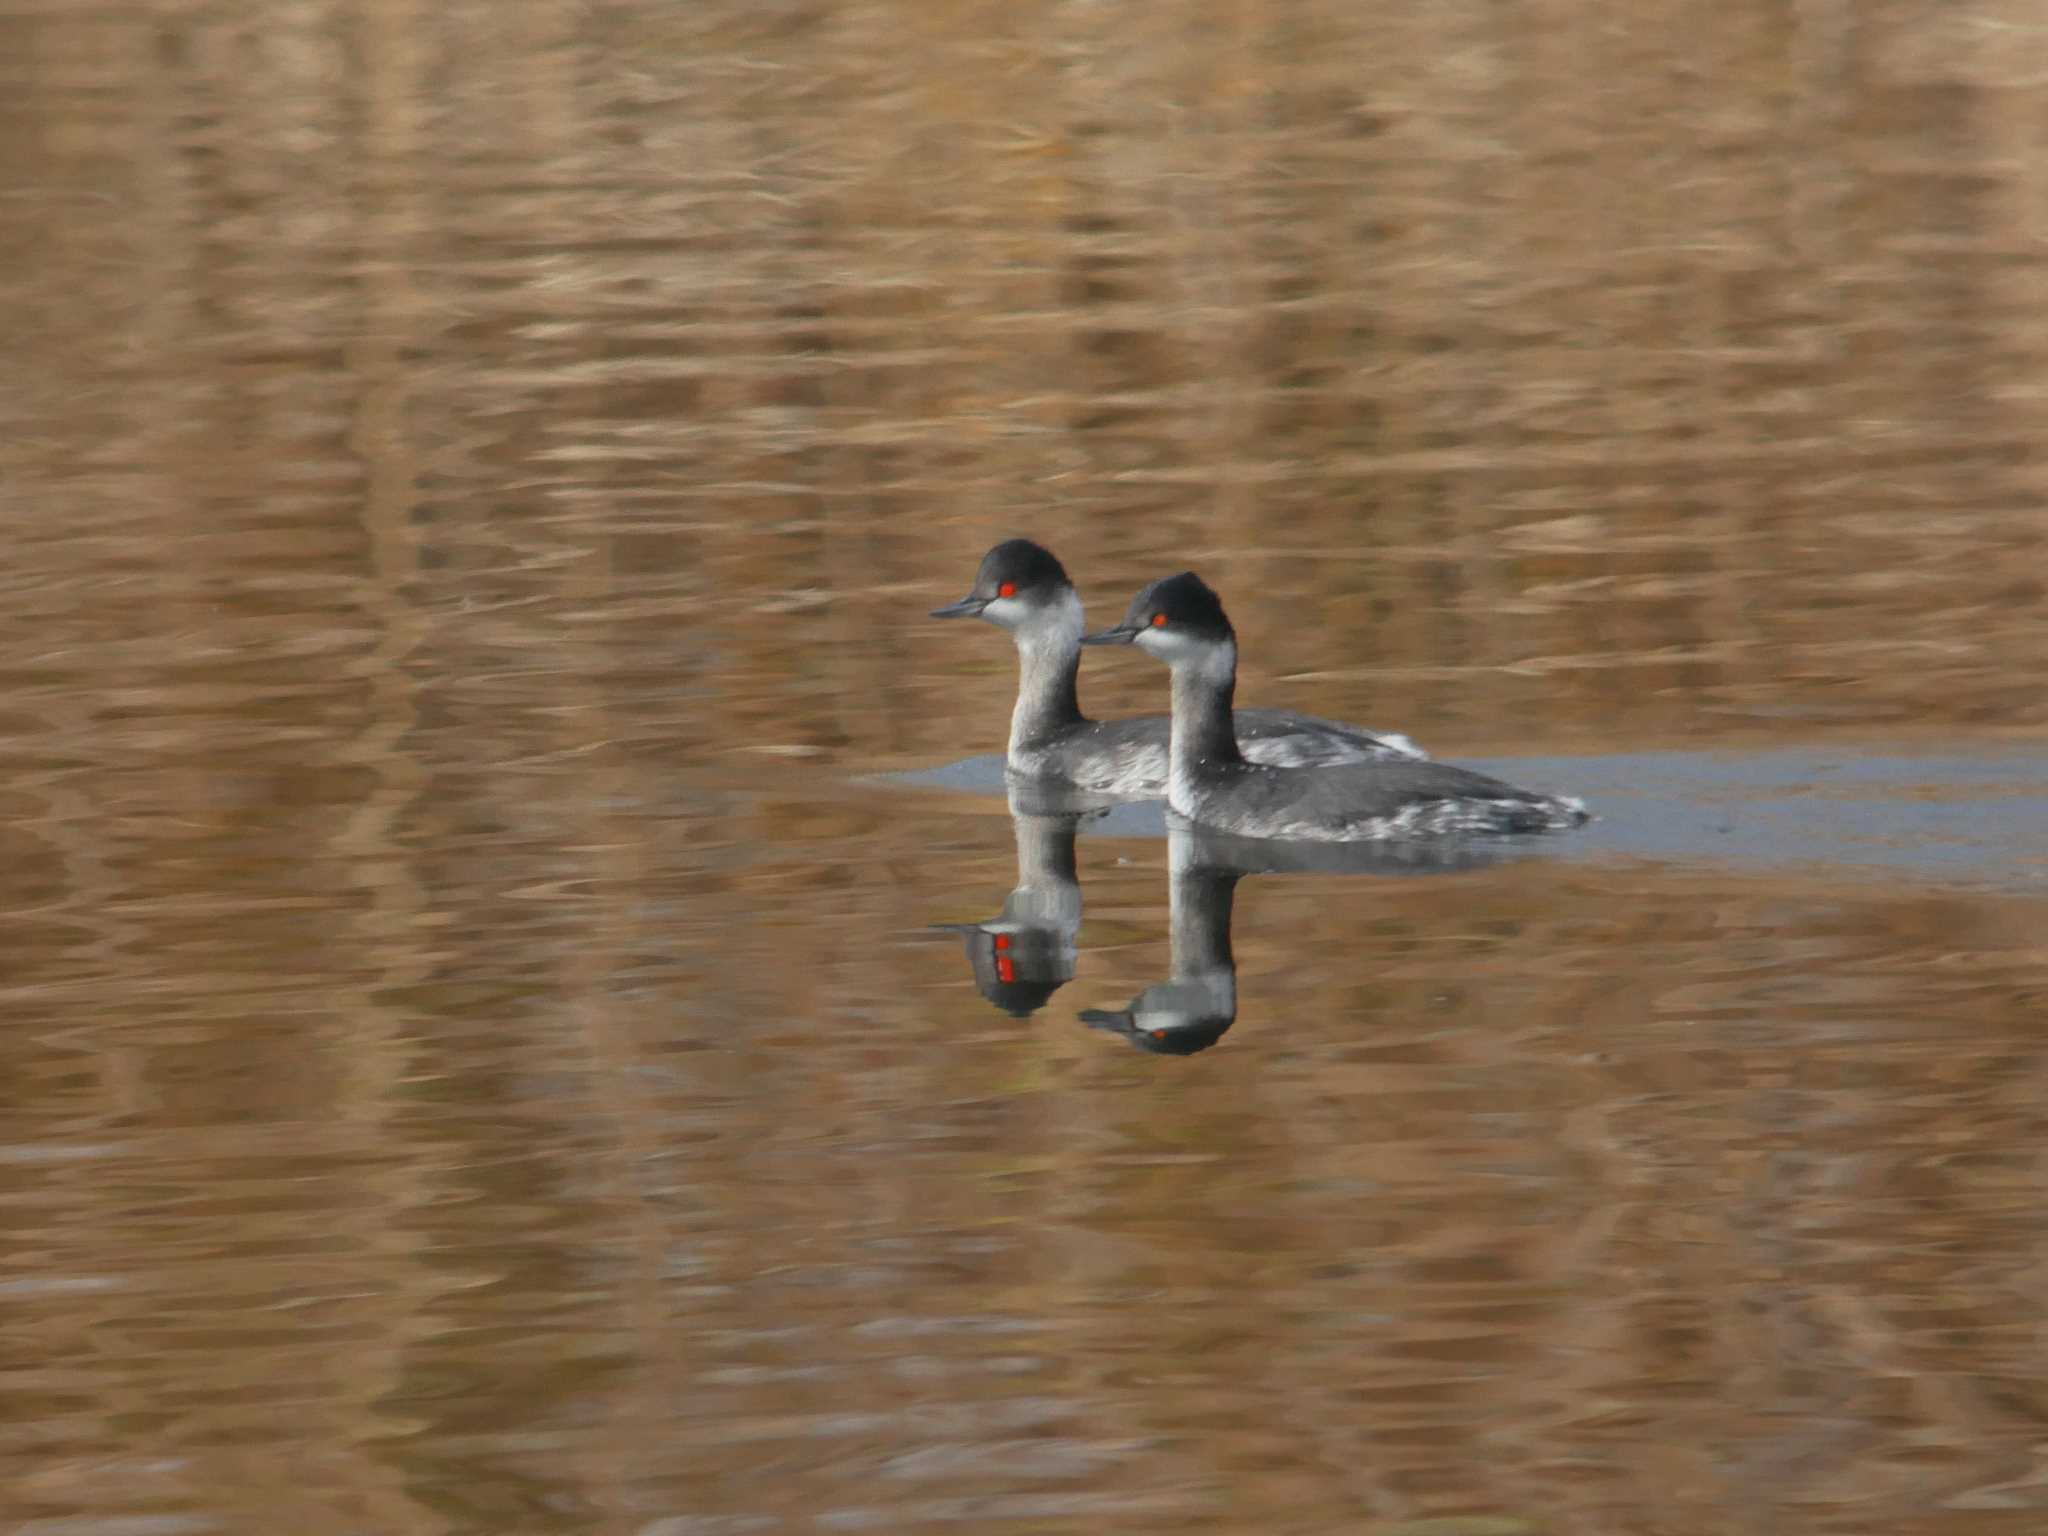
[998, 582, 1016, 598]
[1150, 612, 1168, 627]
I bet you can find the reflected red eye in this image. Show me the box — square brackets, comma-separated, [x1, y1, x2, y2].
[1150, 613, 1168, 627]
[998, 582, 1016, 598]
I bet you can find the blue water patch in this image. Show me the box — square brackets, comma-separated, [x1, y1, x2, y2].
[878, 746, 2048, 888]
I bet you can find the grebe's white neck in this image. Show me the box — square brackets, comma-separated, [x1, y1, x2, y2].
[1008, 586, 1088, 757]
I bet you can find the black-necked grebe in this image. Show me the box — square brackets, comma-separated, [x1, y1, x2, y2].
[1082, 572, 1588, 841]
[931, 540, 1423, 796]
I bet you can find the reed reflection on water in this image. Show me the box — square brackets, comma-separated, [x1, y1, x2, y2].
[5, 1, 2048, 1533]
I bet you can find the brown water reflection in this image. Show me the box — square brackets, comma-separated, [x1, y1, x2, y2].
[6, 2, 2048, 1533]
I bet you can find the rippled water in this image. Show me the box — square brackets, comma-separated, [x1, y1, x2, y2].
[6, 3, 2048, 1533]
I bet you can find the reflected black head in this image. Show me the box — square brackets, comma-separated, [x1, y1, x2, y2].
[1080, 1007, 1234, 1055]
[940, 923, 1073, 1017]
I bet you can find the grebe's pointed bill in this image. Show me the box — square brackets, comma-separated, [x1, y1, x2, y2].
[930, 593, 989, 619]
[1079, 620, 1141, 646]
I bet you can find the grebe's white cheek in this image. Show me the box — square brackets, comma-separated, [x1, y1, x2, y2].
[1139, 627, 1204, 664]
[980, 595, 1027, 630]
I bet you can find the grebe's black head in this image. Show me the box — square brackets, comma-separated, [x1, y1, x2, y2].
[930, 540, 1076, 629]
[1079, 571, 1236, 660]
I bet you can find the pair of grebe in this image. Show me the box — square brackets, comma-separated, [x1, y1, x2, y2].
[932, 540, 1585, 842]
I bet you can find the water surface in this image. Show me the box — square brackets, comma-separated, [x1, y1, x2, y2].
[5, 3, 2048, 1534]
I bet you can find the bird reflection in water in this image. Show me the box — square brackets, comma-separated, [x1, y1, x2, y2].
[1083, 821, 1537, 1055]
[1080, 823, 1244, 1054]
[933, 784, 1095, 1017]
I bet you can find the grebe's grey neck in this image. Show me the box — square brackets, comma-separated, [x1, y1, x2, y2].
[1167, 640, 1246, 797]
[1009, 586, 1088, 756]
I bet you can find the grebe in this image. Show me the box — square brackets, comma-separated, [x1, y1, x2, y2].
[1081, 572, 1588, 841]
[931, 540, 1422, 797]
